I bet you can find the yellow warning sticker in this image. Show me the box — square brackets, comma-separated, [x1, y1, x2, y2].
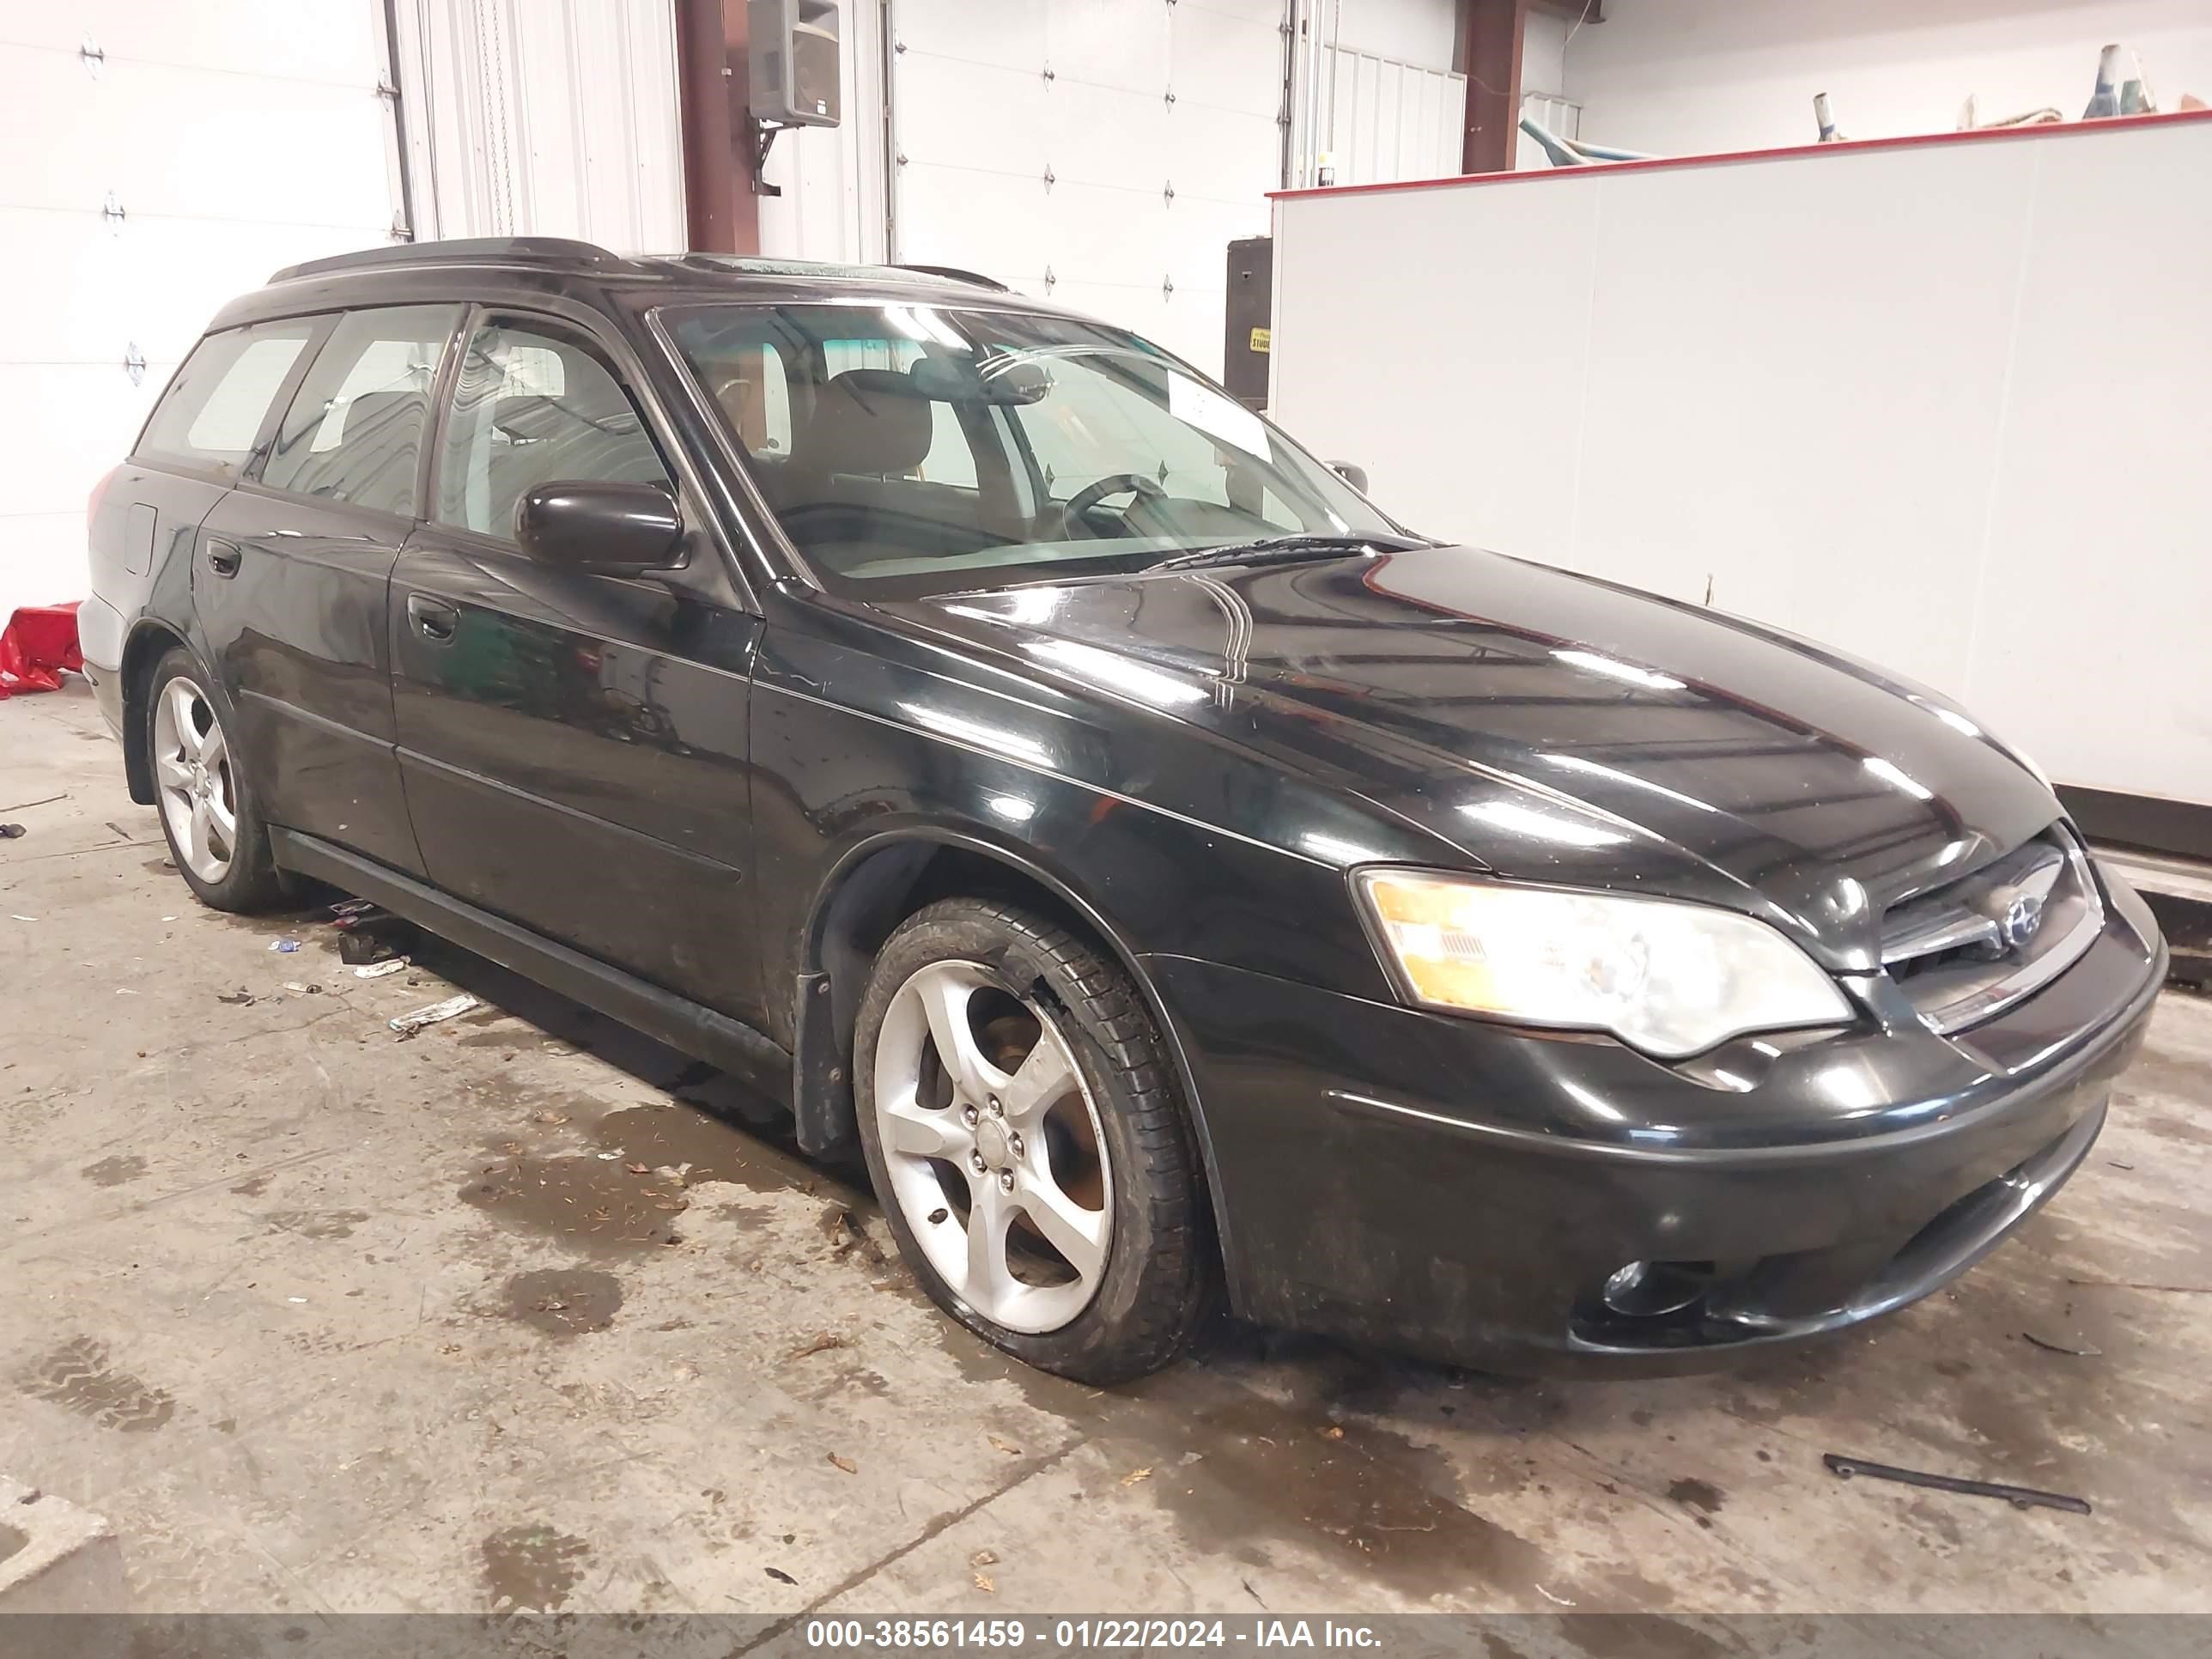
[1249, 326, 1272, 354]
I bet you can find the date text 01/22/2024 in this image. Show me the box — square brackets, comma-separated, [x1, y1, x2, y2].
[802, 1619, 1384, 1649]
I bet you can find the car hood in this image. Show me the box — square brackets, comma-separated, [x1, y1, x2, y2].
[901, 545, 2061, 969]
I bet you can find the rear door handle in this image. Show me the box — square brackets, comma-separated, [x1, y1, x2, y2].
[406, 592, 459, 642]
[204, 539, 241, 578]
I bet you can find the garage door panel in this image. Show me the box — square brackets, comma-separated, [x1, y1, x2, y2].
[1048, 279, 1168, 348]
[3, 52, 390, 228]
[894, 0, 1047, 76]
[1184, 0, 1288, 26]
[1048, 0, 1168, 96]
[1150, 289, 1228, 374]
[0, 212, 143, 356]
[0, 363, 161, 523]
[1171, 2, 1282, 117]
[1042, 185, 1172, 290]
[112, 60, 392, 226]
[0, 47, 105, 210]
[14, 0, 379, 86]
[1169, 102, 1280, 204]
[1161, 201, 1264, 300]
[890, 0, 1278, 385]
[896, 165, 1049, 285]
[1048, 82, 1171, 190]
[0, 512, 98, 611]
[896, 52, 1048, 174]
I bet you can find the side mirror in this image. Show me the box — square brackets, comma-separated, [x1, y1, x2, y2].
[514, 481, 684, 575]
[1331, 461, 1370, 494]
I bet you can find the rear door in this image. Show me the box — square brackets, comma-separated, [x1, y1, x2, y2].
[195, 304, 462, 877]
[390, 309, 765, 1021]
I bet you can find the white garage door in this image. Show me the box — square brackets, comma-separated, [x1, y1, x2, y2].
[0, 2, 402, 617]
[889, 0, 1288, 375]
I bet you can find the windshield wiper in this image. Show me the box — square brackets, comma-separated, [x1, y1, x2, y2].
[1149, 533, 1431, 573]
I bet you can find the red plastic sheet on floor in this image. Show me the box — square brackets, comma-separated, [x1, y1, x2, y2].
[0, 601, 82, 697]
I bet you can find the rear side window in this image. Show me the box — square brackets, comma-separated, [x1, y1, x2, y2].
[434, 320, 672, 542]
[259, 305, 460, 517]
[135, 322, 316, 478]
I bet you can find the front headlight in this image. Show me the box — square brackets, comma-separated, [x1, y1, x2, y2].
[1355, 869, 1854, 1059]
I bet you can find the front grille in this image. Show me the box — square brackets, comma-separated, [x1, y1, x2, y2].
[1879, 830, 2103, 1033]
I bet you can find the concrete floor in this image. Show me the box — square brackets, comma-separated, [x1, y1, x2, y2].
[3, 680, 2209, 1620]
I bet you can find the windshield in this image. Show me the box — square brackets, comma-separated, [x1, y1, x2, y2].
[661, 302, 1401, 598]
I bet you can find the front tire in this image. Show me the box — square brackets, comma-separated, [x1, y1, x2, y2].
[854, 896, 1215, 1384]
[145, 650, 286, 913]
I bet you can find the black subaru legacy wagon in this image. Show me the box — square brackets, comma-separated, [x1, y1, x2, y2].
[84, 238, 2165, 1383]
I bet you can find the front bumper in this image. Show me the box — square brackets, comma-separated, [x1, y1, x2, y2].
[1147, 877, 2166, 1375]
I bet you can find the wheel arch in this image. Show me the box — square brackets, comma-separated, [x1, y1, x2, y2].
[118, 619, 197, 805]
[793, 826, 1237, 1296]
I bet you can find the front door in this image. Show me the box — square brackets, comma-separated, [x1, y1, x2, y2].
[194, 303, 462, 877]
[390, 312, 764, 1021]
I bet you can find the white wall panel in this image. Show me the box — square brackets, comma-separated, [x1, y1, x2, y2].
[1322, 47, 1464, 185]
[758, 0, 890, 265]
[0, 9, 398, 616]
[1331, 0, 1457, 72]
[390, 0, 684, 253]
[889, 0, 1288, 375]
[1270, 115, 2212, 807]
[1971, 119, 2212, 814]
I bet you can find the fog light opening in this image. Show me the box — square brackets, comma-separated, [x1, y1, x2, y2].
[1601, 1259, 1712, 1319]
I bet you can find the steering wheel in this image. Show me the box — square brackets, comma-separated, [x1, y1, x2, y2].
[1062, 471, 1169, 538]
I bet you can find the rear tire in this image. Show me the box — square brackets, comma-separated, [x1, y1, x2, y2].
[144, 649, 287, 913]
[854, 896, 1216, 1384]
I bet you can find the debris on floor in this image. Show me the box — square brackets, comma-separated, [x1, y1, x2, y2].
[354, 958, 409, 979]
[827, 1452, 857, 1474]
[1823, 1453, 2092, 1515]
[0, 823, 25, 840]
[336, 910, 413, 964]
[216, 988, 256, 1006]
[267, 939, 301, 953]
[788, 1332, 848, 1360]
[2022, 1330, 2103, 1357]
[389, 994, 479, 1037]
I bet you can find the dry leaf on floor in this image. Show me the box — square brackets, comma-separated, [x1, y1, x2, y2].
[1320, 1425, 1344, 1439]
[973, 1572, 995, 1594]
[1121, 1467, 1153, 1488]
[970, 1548, 999, 1568]
[790, 1332, 848, 1360]
[987, 1434, 1020, 1455]
[625, 1163, 650, 1175]
[828, 1452, 858, 1474]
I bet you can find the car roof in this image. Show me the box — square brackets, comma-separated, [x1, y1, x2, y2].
[206, 236, 1075, 331]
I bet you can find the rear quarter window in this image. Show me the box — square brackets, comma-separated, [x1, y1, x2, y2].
[134, 322, 319, 478]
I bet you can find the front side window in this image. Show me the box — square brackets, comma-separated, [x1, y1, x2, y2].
[664, 303, 1396, 598]
[434, 320, 672, 543]
[135, 321, 317, 478]
[259, 305, 459, 515]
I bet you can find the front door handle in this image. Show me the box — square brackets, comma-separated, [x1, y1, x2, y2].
[406, 592, 459, 643]
[204, 539, 241, 578]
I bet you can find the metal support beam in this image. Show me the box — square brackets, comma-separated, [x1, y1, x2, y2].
[1454, 0, 1529, 175]
[674, 0, 762, 253]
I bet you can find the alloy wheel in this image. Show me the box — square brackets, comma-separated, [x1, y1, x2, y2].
[151, 675, 238, 884]
[871, 959, 1113, 1334]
